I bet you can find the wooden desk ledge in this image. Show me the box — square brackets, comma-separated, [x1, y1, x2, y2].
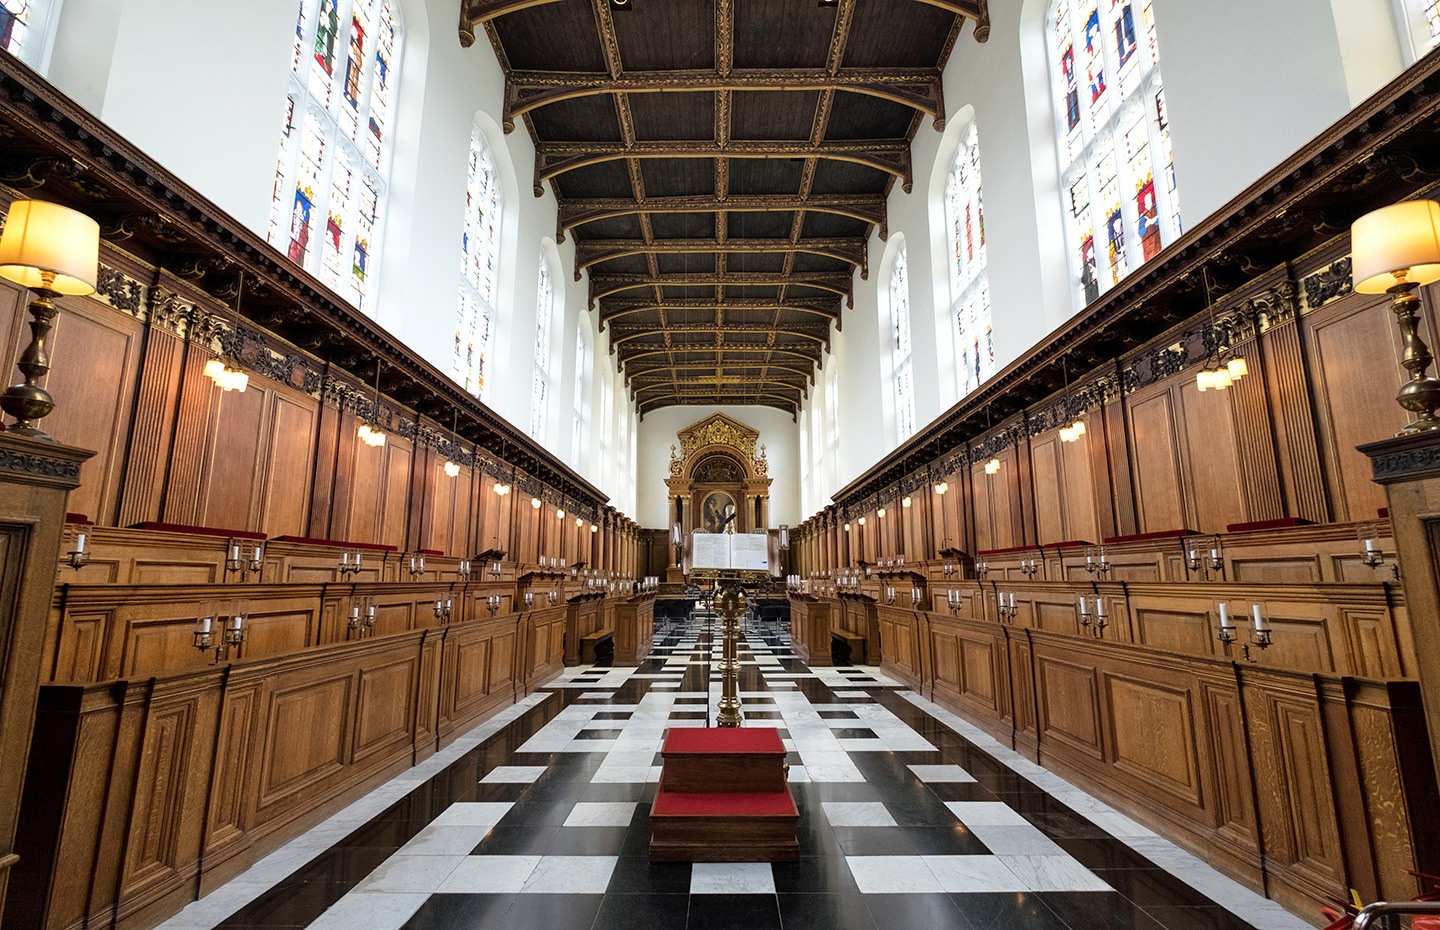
[273, 535, 398, 552]
[831, 629, 866, 643]
[127, 521, 267, 541]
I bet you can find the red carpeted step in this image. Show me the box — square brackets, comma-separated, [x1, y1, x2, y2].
[652, 788, 797, 818]
[659, 727, 789, 793]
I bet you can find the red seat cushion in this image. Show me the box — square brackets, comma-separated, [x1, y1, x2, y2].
[652, 790, 797, 817]
[663, 727, 784, 754]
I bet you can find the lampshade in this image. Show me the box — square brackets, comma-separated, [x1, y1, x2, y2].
[0, 200, 100, 295]
[1352, 200, 1440, 294]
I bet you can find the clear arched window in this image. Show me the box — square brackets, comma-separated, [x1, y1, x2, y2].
[529, 257, 555, 441]
[0, 0, 58, 68]
[1048, 0, 1179, 309]
[456, 127, 502, 395]
[1403, 0, 1440, 53]
[887, 247, 916, 443]
[267, 0, 401, 313]
[945, 123, 996, 399]
[571, 323, 590, 459]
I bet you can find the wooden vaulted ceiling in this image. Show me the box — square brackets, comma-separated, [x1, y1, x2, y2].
[460, 0, 989, 418]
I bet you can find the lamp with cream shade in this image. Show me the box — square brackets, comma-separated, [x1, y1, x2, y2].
[0, 200, 100, 440]
[1351, 199, 1440, 434]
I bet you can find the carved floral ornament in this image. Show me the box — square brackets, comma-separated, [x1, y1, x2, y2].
[667, 412, 768, 481]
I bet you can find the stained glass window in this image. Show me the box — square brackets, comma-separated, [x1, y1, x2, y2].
[944, 123, 996, 400]
[268, 0, 400, 314]
[1429, 1, 1440, 45]
[888, 247, 916, 443]
[0, 0, 47, 62]
[1409, 0, 1440, 49]
[454, 127, 502, 395]
[1048, 0, 1178, 309]
[530, 258, 555, 441]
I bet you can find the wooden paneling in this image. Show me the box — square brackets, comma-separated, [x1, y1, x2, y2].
[1305, 294, 1409, 522]
[877, 615, 1440, 919]
[1127, 386, 1188, 533]
[1178, 380, 1248, 533]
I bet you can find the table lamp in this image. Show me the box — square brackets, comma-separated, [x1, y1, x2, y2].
[0, 200, 100, 440]
[1352, 199, 1440, 434]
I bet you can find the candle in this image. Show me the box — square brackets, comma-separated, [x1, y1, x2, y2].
[1008, 592, 1016, 608]
[1188, 549, 1196, 563]
[446, 599, 452, 611]
[1086, 553, 1093, 566]
[355, 552, 362, 567]
[1210, 547, 1219, 561]
[230, 615, 243, 630]
[198, 617, 212, 634]
[343, 551, 350, 565]
[1078, 596, 1088, 616]
[76, 533, 86, 553]
[435, 599, 443, 611]
[1365, 538, 1378, 554]
[1219, 603, 1233, 629]
[1095, 596, 1106, 617]
[230, 544, 239, 560]
[1252, 604, 1267, 631]
[351, 606, 360, 621]
[419, 556, 425, 571]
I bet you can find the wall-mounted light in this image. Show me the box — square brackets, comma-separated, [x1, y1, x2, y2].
[858, 516, 866, 526]
[843, 523, 850, 532]
[444, 460, 461, 478]
[575, 516, 584, 528]
[203, 271, 249, 394]
[877, 507, 886, 519]
[494, 480, 511, 495]
[933, 482, 948, 495]
[531, 497, 542, 509]
[902, 496, 912, 508]
[556, 508, 565, 519]
[357, 359, 386, 446]
[984, 458, 1001, 475]
[591, 523, 599, 533]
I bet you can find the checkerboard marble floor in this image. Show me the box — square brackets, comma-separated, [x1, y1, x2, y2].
[158, 616, 1314, 930]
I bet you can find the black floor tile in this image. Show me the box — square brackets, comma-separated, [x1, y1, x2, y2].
[592, 893, 690, 929]
[505, 893, 605, 928]
[401, 893, 517, 929]
[1038, 891, 1171, 930]
[862, 892, 971, 930]
[778, 892, 878, 930]
[949, 891, 1073, 930]
[687, 893, 782, 930]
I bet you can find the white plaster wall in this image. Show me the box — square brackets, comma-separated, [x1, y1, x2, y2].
[635, 406, 801, 531]
[42, 0, 638, 514]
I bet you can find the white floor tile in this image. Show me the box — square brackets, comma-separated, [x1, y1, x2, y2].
[430, 802, 515, 827]
[564, 802, 638, 827]
[907, 764, 976, 783]
[354, 854, 467, 893]
[822, 801, 897, 827]
[845, 855, 945, 893]
[944, 801, 1029, 826]
[967, 824, 1067, 856]
[307, 892, 429, 930]
[480, 765, 548, 784]
[690, 861, 776, 894]
[997, 854, 1111, 891]
[520, 855, 618, 893]
[397, 825, 491, 856]
[922, 855, 1030, 893]
[436, 855, 542, 893]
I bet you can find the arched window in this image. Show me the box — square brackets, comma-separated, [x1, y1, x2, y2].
[571, 323, 590, 459]
[529, 257, 555, 441]
[945, 123, 995, 399]
[887, 246, 916, 443]
[1048, 0, 1179, 309]
[0, 0, 59, 68]
[1403, 0, 1440, 54]
[267, 0, 401, 313]
[455, 127, 502, 395]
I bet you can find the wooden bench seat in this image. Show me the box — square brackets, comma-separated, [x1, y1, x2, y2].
[579, 628, 614, 663]
[831, 628, 867, 665]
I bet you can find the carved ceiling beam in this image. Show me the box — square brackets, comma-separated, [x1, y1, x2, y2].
[575, 236, 867, 277]
[633, 380, 803, 398]
[626, 359, 815, 377]
[557, 193, 886, 242]
[914, 0, 990, 42]
[638, 396, 797, 417]
[626, 366, 815, 390]
[608, 325, 830, 349]
[535, 139, 912, 196]
[618, 346, 821, 367]
[590, 271, 854, 307]
[504, 68, 943, 127]
[598, 299, 841, 329]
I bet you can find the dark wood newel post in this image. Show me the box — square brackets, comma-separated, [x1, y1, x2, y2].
[0, 433, 93, 919]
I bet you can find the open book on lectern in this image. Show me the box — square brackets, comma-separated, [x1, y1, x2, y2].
[688, 531, 772, 572]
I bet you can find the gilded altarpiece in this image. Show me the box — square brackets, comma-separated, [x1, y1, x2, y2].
[665, 414, 773, 548]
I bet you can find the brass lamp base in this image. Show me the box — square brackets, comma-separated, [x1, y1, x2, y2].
[1390, 280, 1440, 435]
[0, 288, 60, 441]
[714, 583, 745, 727]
